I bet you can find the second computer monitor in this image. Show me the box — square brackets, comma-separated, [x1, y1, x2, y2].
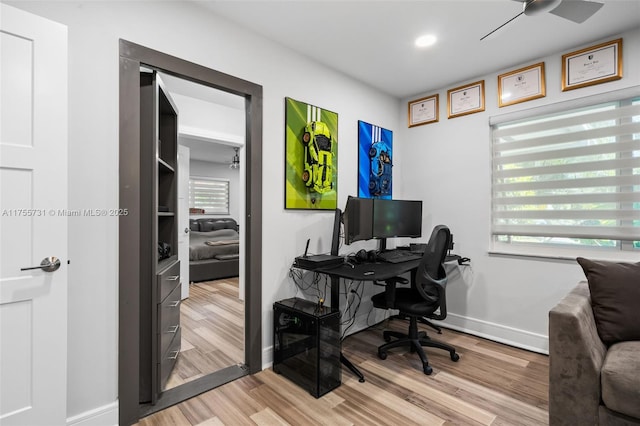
[343, 196, 422, 244]
[372, 198, 422, 239]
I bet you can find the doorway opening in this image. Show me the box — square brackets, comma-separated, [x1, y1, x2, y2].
[118, 40, 262, 426]
[162, 72, 247, 393]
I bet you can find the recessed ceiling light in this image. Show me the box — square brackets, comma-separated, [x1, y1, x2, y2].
[415, 34, 437, 48]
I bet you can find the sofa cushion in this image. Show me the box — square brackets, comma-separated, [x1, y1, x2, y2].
[601, 341, 640, 419]
[576, 257, 640, 345]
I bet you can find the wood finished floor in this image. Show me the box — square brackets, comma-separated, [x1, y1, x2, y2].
[140, 313, 549, 426]
[165, 278, 245, 390]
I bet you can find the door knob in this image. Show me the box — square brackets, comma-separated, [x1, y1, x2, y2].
[21, 256, 61, 272]
[184, 228, 190, 234]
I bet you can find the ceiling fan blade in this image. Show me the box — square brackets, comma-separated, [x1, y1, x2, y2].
[480, 11, 524, 41]
[550, 0, 604, 23]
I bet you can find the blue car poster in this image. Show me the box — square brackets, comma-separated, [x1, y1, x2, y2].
[358, 121, 392, 199]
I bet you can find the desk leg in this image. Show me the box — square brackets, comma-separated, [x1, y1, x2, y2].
[330, 275, 365, 383]
[341, 353, 365, 383]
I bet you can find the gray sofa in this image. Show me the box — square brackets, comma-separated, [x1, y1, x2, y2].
[189, 217, 240, 282]
[549, 281, 640, 425]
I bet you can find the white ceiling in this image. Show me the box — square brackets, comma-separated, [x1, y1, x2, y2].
[160, 73, 244, 164]
[164, 0, 639, 163]
[196, 0, 640, 99]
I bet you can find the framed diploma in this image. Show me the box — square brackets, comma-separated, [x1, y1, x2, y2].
[447, 80, 485, 119]
[408, 94, 439, 127]
[562, 38, 622, 92]
[498, 62, 546, 107]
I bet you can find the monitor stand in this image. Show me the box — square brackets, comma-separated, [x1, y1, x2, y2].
[378, 238, 388, 252]
[331, 207, 365, 382]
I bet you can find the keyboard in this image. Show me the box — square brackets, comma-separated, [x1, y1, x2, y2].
[377, 250, 423, 264]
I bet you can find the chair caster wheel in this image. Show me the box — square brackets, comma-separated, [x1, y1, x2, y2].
[451, 352, 460, 362]
[378, 350, 387, 360]
[423, 365, 433, 375]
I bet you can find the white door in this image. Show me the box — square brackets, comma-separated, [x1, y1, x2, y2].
[0, 5, 68, 425]
[178, 144, 190, 299]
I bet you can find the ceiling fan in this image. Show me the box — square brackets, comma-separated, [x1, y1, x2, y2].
[480, 0, 604, 40]
[229, 147, 240, 169]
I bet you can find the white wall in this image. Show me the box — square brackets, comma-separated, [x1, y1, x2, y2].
[6, 0, 399, 422]
[7, 0, 639, 421]
[173, 92, 245, 144]
[189, 159, 241, 221]
[397, 28, 640, 352]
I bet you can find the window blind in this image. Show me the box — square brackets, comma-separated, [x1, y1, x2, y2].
[189, 178, 229, 215]
[491, 98, 640, 246]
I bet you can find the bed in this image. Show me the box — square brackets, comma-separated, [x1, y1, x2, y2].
[189, 218, 240, 282]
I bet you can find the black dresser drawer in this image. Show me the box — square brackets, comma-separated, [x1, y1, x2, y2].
[158, 284, 181, 356]
[159, 327, 181, 390]
[157, 260, 180, 302]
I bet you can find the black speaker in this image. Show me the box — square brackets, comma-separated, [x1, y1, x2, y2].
[158, 242, 171, 260]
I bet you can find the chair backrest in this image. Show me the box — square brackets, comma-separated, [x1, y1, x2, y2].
[415, 225, 451, 319]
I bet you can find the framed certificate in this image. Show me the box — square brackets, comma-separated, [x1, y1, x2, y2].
[408, 94, 439, 127]
[447, 80, 485, 119]
[562, 38, 622, 91]
[498, 62, 546, 107]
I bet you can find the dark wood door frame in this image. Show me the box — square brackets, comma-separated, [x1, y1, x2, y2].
[119, 39, 262, 425]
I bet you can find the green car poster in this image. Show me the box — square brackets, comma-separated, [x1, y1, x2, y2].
[284, 97, 338, 210]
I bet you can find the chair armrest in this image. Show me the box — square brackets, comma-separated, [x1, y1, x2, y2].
[548, 281, 607, 426]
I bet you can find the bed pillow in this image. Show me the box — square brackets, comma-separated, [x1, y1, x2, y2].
[211, 221, 228, 230]
[199, 220, 220, 232]
[200, 219, 237, 231]
[576, 257, 640, 346]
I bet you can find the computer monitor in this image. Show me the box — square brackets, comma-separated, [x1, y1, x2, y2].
[343, 196, 373, 245]
[330, 208, 342, 255]
[372, 199, 422, 239]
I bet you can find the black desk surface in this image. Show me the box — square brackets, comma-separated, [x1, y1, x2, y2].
[314, 258, 421, 281]
[292, 256, 422, 383]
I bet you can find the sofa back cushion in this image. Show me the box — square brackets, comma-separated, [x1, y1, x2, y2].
[577, 257, 640, 346]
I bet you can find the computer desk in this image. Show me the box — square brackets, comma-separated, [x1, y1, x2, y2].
[295, 256, 422, 382]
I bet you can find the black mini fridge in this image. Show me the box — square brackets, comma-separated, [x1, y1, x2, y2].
[273, 297, 341, 397]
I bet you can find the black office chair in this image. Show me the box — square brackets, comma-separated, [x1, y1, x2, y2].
[371, 225, 459, 375]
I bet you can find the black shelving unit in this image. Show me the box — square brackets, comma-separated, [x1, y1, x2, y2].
[139, 70, 181, 404]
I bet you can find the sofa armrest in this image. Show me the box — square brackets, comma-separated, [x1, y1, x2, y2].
[549, 281, 607, 426]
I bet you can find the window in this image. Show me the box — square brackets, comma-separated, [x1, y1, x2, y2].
[189, 177, 229, 215]
[491, 95, 640, 251]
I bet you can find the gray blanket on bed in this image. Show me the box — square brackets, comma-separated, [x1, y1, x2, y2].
[189, 229, 240, 261]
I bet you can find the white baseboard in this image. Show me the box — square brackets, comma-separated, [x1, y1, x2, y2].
[66, 401, 118, 426]
[263, 346, 273, 370]
[263, 313, 548, 374]
[440, 313, 549, 355]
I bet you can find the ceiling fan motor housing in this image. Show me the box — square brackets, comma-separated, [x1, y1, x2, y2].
[523, 0, 563, 16]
